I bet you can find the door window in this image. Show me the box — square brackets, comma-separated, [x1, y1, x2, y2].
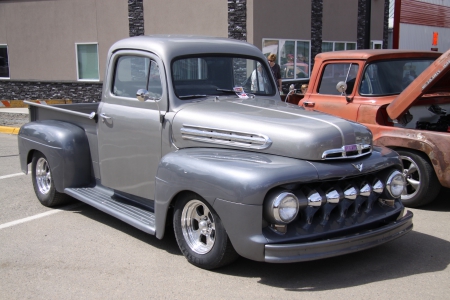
[147, 61, 163, 99]
[318, 63, 359, 95]
[112, 56, 150, 98]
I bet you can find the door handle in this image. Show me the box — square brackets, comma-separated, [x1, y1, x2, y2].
[303, 101, 315, 107]
[100, 113, 112, 122]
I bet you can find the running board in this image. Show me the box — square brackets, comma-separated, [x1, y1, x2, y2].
[65, 186, 156, 235]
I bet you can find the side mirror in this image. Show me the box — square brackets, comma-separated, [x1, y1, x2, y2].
[336, 81, 352, 103]
[336, 81, 347, 94]
[289, 84, 295, 91]
[136, 89, 150, 102]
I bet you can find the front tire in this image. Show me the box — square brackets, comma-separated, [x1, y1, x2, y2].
[173, 193, 238, 269]
[397, 150, 441, 207]
[31, 152, 70, 207]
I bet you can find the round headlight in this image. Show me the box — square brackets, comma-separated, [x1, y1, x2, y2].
[386, 170, 406, 198]
[270, 192, 299, 224]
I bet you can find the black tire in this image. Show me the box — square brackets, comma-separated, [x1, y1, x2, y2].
[173, 193, 239, 269]
[31, 152, 70, 207]
[397, 150, 441, 207]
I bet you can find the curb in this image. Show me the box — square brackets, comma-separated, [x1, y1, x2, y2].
[0, 126, 21, 135]
[0, 100, 72, 108]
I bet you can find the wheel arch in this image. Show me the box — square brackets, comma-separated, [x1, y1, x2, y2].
[18, 120, 93, 193]
[374, 134, 448, 183]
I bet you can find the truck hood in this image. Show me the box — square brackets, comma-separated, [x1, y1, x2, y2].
[171, 97, 372, 161]
[387, 48, 450, 120]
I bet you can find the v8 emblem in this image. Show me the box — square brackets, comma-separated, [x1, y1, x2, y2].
[352, 163, 363, 172]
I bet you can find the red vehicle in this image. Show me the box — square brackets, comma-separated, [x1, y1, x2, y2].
[289, 49, 450, 207]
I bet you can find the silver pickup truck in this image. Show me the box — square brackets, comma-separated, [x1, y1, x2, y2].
[18, 35, 413, 269]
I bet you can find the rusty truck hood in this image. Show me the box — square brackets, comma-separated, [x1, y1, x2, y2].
[387, 48, 450, 120]
[172, 97, 373, 161]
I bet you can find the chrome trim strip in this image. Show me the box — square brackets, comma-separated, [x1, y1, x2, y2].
[181, 124, 272, 150]
[322, 144, 372, 160]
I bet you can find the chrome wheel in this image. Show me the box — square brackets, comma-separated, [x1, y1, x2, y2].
[35, 157, 52, 195]
[181, 199, 216, 254]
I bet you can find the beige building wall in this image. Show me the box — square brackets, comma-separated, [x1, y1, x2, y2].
[250, 0, 312, 49]
[143, 0, 228, 37]
[370, 0, 385, 41]
[0, 0, 128, 81]
[322, 0, 358, 42]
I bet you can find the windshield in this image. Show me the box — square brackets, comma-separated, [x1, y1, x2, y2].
[360, 58, 436, 96]
[172, 56, 275, 99]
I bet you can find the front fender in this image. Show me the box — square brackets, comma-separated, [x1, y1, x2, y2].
[154, 148, 318, 235]
[154, 147, 403, 260]
[18, 120, 92, 193]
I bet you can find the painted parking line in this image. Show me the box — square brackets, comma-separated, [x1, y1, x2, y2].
[0, 202, 84, 230]
[0, 173, 24, 180]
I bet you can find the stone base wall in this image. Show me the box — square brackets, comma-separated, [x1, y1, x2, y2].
[128, 0, 144, 37]
[228, 0, 247, 41]
[0, 81, 103, 103]
[311, 0, 323, 71]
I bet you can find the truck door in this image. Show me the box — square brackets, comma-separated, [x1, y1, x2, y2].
[97, 51, 167, 200]
[300, 62, 361, 122]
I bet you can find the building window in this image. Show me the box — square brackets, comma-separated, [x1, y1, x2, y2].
[262, 39, 311, 80]
[371, 40, 383, 49]
[322, 41, 357, 52]
[76, 43, 99, 81]
[0, 45, 10, 79]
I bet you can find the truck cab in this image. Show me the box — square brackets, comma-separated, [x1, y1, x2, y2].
[299, 49, 450, 207]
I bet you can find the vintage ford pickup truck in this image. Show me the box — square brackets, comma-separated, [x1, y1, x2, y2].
[291, 49, 450, 207]
[18, 36, 412, 269]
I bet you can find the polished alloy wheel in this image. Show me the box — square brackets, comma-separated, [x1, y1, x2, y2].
[400, 155, 421, 200]
[181, 199, 216, 254]
[35, 157, 52, 195]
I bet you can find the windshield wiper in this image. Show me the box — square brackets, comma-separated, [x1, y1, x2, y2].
[178, 94, 207, 99]
[216, 89, 237, 94]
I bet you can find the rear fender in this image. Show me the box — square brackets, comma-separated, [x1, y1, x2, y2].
[18, 120, 92, 193]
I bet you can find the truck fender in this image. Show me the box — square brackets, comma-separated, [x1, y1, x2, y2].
[18, 120, 92, 193]
[153, 148, 319, 254]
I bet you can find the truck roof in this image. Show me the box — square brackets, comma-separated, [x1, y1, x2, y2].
[315, 49, 441, 62]
[109, 35, 265, 62]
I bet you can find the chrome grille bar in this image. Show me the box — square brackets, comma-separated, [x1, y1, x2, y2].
[181, 125, 273, 150]
[322, 144, 372, 160]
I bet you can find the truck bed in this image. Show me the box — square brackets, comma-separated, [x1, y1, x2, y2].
[25, 101, 101, 177]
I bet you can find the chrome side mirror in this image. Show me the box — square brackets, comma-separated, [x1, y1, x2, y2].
[289, 84, 295, 91]
[136, 89, 150, 102]
[336, 81, 352, 103]
[336, 81, 347, 94]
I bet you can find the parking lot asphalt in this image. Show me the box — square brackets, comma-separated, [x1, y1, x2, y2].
[1, 132, 450, 299]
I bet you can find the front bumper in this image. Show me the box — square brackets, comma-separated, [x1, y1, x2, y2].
[265, 210, 413, 263]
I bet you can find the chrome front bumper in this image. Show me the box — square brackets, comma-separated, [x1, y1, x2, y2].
[265, 210, 413, 263]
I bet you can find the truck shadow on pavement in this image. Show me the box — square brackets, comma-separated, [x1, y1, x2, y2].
[67, 191, 450, 291]
[218, 229, 450, 291]
[218, 192, 450, 291]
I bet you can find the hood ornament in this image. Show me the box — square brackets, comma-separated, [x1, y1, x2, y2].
[352, 162, 363, 172]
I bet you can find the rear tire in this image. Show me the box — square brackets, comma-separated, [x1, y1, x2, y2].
[31, 152, 70, 207]
[397, 150, 441, 207]
[173, 193, 239, 269]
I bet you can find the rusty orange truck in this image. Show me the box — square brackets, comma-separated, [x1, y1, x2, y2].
[288, 49, 450, 207]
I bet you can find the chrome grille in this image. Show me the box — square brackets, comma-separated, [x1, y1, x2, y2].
[322, 144, 372, 160]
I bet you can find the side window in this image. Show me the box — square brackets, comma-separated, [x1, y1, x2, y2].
[147, 61, 162, 99]
[112, 56, 150, 98]
[0, 45, 10, 78]
[318, 63, 359, 95]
